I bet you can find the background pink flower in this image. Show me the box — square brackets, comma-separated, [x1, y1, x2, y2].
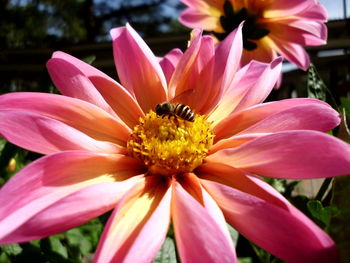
[0, 24, 348, 263]
[179, 0, 328, 70]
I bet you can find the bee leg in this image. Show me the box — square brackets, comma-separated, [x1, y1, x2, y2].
[174, 117, 179, 126]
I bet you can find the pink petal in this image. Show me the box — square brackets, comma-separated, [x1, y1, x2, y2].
[0, 92, 131, 145]
[179, 8, 223, 32]
[1, 178, 141, 243]
[264, 0, 314, 18]
[176, 173, 235, 248]
[296, 2, 328, 21]
[210, 133, 269, 154]
[52, 51, 144, 129]
[207, 60, 267, 126]
[202, 24, 244, 114]
[214, 98, 332, 141]
[180, 0, 224, 13]
[47, 58, 116, 117]
[0, 151, 143, 243]
[208, 130, 350, 179]
[174, 35, 217, 114]
[201, 184, 236, 248]
[197, 162, 288, 209]
[202, 179, 338, 263]
[211, 100, 340, 153]
[266, 19, 327, 46]
[233, 57, 283, 111]
[172, 181, 236, 263]
[159, 48, 183, 84]
[110, 24, 167, 113]
[208, 57, 282, 126]
[237, 103, 338, 134]
[267, 35, 310, 70]
[240, 38, 277, 66]
[94, 176, 171, 263]
[168, 28, 202, 99]
[0, 110, 123, 154]
[215, 23, 243, 94]
[191, 36, 216, 113]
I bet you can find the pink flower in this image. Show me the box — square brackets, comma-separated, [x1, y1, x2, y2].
[179, 0, 328, 70]
[0, 24, 348, 263]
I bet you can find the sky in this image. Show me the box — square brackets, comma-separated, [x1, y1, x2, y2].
[319, 0, 349, 20]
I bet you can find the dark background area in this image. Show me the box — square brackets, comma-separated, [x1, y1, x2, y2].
[0, 0, 349, 102]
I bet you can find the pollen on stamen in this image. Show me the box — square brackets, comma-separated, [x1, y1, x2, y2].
[127, 111, 214, 176]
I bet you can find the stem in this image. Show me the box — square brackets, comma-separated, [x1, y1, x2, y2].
[315, 178, 333, 201]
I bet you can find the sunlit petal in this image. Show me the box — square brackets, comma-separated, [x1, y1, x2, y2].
[94, 176, 171, 263]
[209, 130, 350, 179]
[202, 179, 338, 263]
[0, 92, 131, 144]
[172, 181, 236, 263]
[110, 24, 167, 112]
[0, 110, 124, 154]
[159, 48, 183, 85]
[0, 151, 143, 243]
[213, 98, 334, 141]
[1, 178, 142, 243]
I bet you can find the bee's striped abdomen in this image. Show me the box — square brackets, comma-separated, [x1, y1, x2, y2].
[175, 104, 195, 122]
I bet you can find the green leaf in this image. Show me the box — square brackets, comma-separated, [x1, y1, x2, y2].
[340, 97, 350, 115]
[153, 237, 177, 263]
[307, 200, 334, 228]
[82, 55, 96, 65]
[40, 235, 71, 262]
[238, 258, 253, 263]
[0, 138, 6, 151]
[66, 228, 92, 256]
[0, 252, 10, 263]
[75, 218, 103, 251]
[264, 178, 286, 193]
[1, 244, 23, 256]
[48, 235, 68, 259]
[307, 64, 327, 101]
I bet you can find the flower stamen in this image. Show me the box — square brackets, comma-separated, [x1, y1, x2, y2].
[127, 111, 214, 176]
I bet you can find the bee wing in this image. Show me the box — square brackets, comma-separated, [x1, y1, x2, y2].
[170, 89, 195, 104]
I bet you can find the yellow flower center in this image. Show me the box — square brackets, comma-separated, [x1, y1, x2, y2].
[127, 111, 214, 176]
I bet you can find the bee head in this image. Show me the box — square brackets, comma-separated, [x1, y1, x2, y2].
[155, 102, 172, 116]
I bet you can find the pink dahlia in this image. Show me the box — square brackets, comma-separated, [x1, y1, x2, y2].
[0, 24, 349, 263]
[179, 0, 328, 70]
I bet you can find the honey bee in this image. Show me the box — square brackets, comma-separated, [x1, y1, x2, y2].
[155, 102, 195, 122]
[156, 89, 195, 122]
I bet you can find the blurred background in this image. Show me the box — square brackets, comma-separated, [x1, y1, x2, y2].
[0, 0, 349, 100]
[0, 1, 349, 262]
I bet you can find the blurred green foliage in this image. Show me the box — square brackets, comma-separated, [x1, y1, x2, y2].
[0, 219, 103, 262]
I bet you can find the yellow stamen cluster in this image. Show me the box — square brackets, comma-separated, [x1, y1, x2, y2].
[127, 111, 214, 176]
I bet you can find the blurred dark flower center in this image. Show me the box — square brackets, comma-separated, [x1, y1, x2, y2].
[213, 0, 270, 50]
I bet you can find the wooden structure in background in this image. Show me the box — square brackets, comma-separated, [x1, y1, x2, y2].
[1, 19, 349, 92]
